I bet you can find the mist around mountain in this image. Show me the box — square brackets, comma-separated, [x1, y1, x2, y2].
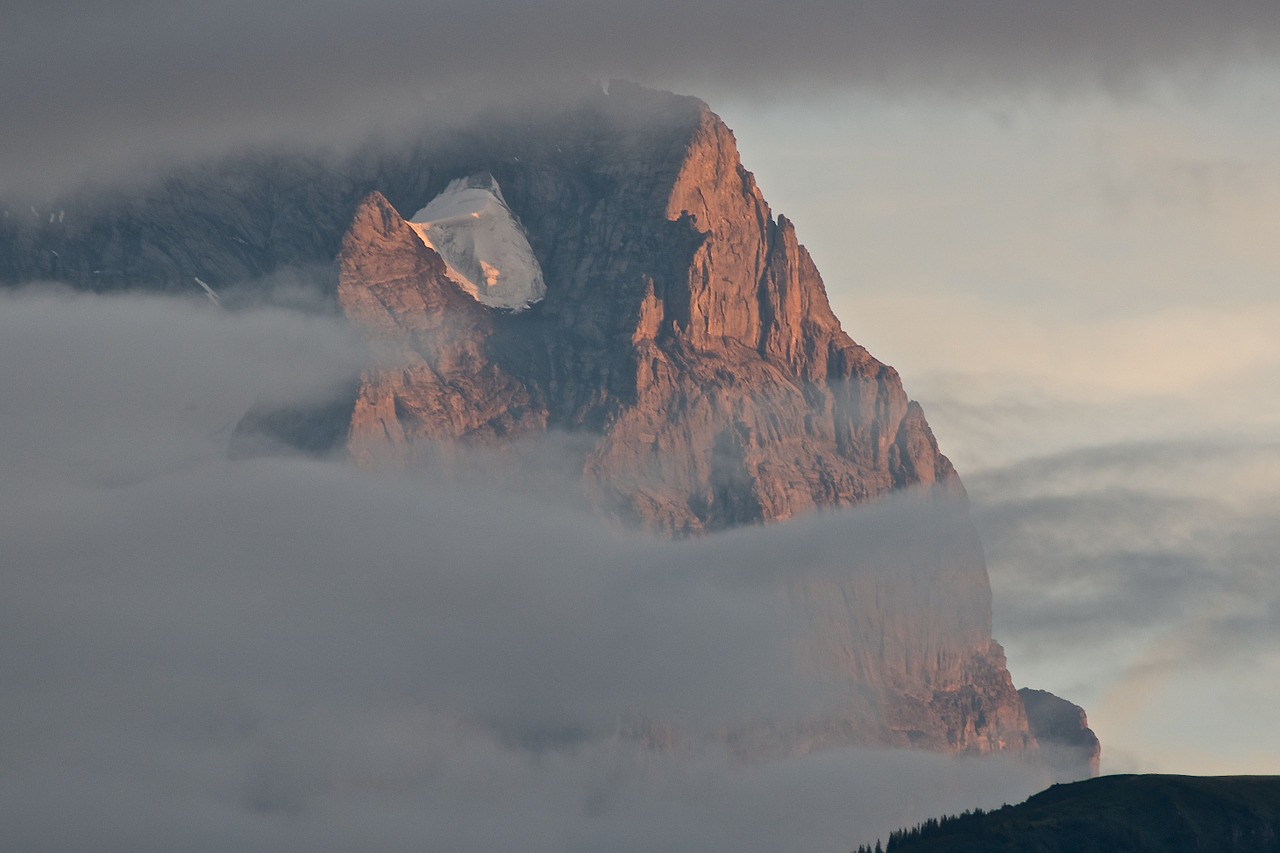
[0, 288, 1059, 853]
[25, 81, 1076, 758]
[855, 774, 1280, 853]
[0, 82, 1099, 849]
[4, 0, 1280, 844]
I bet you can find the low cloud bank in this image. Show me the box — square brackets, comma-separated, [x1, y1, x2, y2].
[4, 1, 1279, 196]
[0, 291, 1047, 850]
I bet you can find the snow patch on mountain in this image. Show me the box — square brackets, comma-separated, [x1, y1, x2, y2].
[408, 174, 546, 311]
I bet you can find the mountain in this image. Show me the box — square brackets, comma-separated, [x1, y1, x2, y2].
[1020, 688, 1102, 781]
[856, 774, 1280, 852]
[1, 81, 1076, 761]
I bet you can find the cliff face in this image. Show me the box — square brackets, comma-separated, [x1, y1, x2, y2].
[2, 81, 1040, 758]
[336, 192, 544, 468]
[328, 85, 1032, 756]
[338, 93, 958, 534]
[1020, 688, 1103, 779]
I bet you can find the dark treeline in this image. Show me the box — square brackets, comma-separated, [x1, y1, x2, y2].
[851, 775, 1280, 853]
[854, 806, 1001, 853]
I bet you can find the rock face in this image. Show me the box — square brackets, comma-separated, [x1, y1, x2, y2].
[325, 85, 1033, 756]
[1019, 688, 1102, 779]
[336, 90, 960, 534]
[337, 191, 544, 468]
[3, 81, 1047, 758]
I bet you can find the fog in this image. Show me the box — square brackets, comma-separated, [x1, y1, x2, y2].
[0, 291, 1049, 850]
[4, 1, 1279, 196]
[6, 1, 1280, 837]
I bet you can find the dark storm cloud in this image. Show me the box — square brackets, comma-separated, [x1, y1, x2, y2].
[0, 290, 1048, 850]
[4, 0, 1278, 196]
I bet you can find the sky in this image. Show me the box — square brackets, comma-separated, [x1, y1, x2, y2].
[716, 71, 1280, 775]
[3, 1, 1279, 848]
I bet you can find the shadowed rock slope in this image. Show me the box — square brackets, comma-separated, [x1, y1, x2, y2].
[1020, 688, 1102, 781]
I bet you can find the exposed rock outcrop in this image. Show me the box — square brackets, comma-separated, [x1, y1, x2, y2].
[325, 87, 1033, 756]
[337, 191, 545, 468]
[335, 95, 960, 533]
[1020, 687, 1103, 779]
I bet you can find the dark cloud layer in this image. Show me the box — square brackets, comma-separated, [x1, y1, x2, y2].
[4, 1, 1278, 196]
[0, 291, 1048, 850]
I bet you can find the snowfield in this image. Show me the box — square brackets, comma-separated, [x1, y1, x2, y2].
[408, 174, 546, 311]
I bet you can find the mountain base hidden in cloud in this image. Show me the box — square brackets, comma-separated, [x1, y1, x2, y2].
[3, 81, 1094, 770]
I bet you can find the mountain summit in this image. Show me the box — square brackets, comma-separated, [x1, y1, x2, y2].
[333, 96, 961, 535]
[302, 84, 1038, 757]
[2, 82, 1092, 766]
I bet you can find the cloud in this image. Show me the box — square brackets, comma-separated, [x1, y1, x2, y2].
[960, 436, 1280, 773]
[944, 398, 1280, 660]
[2, 712, 1042, 852]
[978, 475, 1280, 646]
[0, 286, 365, 485]
[0, 290, 1048, 849]
[882, 290, 1279, 775]
[4, 1, 1279, 197]
[855, 296, 1280, 405]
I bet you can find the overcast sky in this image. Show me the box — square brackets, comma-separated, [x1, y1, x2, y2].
[4, 0, 1279, 195]
[3, 1, 1279, 848]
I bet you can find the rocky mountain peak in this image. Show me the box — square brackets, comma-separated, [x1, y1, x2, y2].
[332, 99, 960, 533]
[313, 90, 1039, 758]
[1019, 688, 1103, 779]
[2, 82, 1077, 764]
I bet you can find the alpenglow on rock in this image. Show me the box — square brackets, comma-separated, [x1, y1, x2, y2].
[314, 85, 1034, 757]
[2, 81, 1067, 762]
